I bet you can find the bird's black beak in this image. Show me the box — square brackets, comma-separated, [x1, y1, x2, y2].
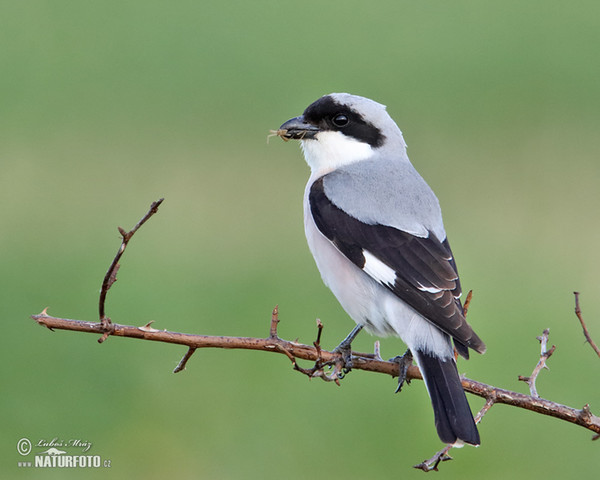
[277, 115, 320, 141]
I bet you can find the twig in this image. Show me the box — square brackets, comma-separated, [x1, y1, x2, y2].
[291, 319, 344, 385]
[97, 198, 164, 342]
[173, 347, 197, 373]
[269, 305, 280, 338]
[414, 443, 453, 472]
[518, 329, 556, 397]
[473, 396, 495, 423]
[414, 397, 495, 471]
[462, 290, 473, 317]
[31, 311, 600, 439]
[574, 292, 600, 359]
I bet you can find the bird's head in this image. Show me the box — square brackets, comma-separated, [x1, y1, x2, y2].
[275, 93, 406, 175]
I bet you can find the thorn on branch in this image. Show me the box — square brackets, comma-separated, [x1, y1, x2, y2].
[34, 308, 55, 331]
[139, 321, 161, 333]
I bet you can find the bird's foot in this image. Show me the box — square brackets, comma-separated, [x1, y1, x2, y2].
[333, 343, 353, 374]
[333, 325, 363, 374]
[390, 349, 413, 393]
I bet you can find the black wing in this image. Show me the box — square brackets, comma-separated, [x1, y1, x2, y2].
[309, 176, 485, 356]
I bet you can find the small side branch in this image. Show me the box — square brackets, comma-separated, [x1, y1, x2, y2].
[173, 347, 197, 373]
[97, 198, 164, 341]
[413, 445, 452, 472]
[574, 292, 600, 359]
[269, 305, 280, 339]
[518, 329, 556, 397]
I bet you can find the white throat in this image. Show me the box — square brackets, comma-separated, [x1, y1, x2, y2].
[300, 131, 374, 176]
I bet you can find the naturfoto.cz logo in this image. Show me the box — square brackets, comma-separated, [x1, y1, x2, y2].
[16, 437, 111, 469]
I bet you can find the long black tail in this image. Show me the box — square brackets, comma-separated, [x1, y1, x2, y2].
[415, 350, 480, 446]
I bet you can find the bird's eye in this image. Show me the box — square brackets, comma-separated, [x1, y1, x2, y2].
[332, 114, 349, 127]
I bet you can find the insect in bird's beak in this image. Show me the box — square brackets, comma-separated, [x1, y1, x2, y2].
[266, 129, 290, 143]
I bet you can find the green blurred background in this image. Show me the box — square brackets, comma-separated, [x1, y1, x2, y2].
[2, 1, 600, 478]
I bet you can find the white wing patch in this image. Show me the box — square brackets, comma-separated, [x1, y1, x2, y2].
[362, 250, 396, 286]
[415, 282, 443, 294]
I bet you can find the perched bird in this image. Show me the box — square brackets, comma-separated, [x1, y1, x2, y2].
[277, 93, 485, 446]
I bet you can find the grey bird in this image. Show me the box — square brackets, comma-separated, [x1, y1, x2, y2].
[277, 93, 485, 446]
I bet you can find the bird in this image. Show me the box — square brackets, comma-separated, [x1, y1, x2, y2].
[276, 93, 485, 446]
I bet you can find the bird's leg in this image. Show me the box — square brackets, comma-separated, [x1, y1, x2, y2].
[390, 349, 413, 393]
[333, 324, 363, 373]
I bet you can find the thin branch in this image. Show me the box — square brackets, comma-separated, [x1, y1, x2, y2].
[518, 328, 556, 397]
[574, 292, 600, 359]
[291, 318, 345, 385]
[269, 304, 280, 338]
[31, 311, 600, 439]
[414, 445, 452, 472]
[98, 198, 164, 336]
[414, 397, 495, 471]
[173, 347, 197, 373]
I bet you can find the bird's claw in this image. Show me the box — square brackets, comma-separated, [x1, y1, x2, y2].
[333, 324, 364, 374]
[333, 342, 354, 373]
[390, 349, 413, 393]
